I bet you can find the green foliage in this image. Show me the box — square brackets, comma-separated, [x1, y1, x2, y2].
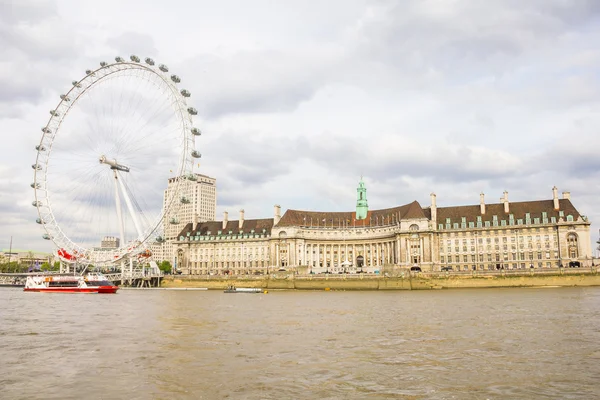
[159, 260, 172, 273]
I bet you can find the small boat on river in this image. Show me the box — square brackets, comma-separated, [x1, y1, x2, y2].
[24, 272, 119, 293]
[224, 285, 263, 294]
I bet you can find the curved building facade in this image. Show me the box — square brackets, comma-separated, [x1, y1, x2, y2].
[174, 182, 592, 275]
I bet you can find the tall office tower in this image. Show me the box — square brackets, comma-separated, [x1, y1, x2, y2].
[153, 173, 217, 262]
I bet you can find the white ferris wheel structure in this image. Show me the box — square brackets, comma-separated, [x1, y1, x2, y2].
[32, 55, 201, 271]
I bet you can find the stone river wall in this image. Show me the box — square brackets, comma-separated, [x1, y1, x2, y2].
[162, 269, 600, 290]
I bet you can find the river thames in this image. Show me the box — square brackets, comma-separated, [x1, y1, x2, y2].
[1, 287, 599, 399]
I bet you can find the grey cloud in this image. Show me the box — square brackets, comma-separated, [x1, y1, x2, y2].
[105, 32, 158, 59]
[350, 0, 600, 86]
[296, 133, 526, 185]
[0, 1, 57, 24]
[202, 129, 306, 186]
[177, 49, 338, 117]
[0, 0, 79, 117]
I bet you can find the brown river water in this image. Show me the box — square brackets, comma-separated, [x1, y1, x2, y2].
[1, 287, 599, 399]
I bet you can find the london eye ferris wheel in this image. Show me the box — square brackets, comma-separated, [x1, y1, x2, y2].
[31, 55, 201, 266]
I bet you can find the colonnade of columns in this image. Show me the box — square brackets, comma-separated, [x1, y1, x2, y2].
[296, 241, 397, 267]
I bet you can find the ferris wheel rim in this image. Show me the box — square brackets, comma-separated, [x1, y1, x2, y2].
[32, 56, 198, 265]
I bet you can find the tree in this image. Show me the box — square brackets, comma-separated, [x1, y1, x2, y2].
[159, 260, 172, 274]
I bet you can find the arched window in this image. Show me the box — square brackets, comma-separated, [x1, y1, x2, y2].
[567, 233, 579, 259]
[409, 224, 419, 231]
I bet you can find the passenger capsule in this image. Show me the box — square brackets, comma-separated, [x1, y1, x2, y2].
[130, 55, 140, 62]
[186, 173, 198, 181]
[187, 107, 197, 116]
[36, 145, 46, 151]
[31, 183, 40, 189]
[100, 61, 107, 67]
[170, 75, 181, 83]
[60, 94, 70, 102]
[36, 218, 45, 224]
[42, 234, 51, 240]
[32, 164, 42, 170]
[72, 81, 82, 88]
[32, 200, 42, 207]
[158, 64, 169, 72]
[49, 110, 60, 117]
[169, 217, 179, 224]
[191, 127, 201, 136]
[180, 196, 190, 204]
[115, 56, 124, 62]
[41, 127, 51, 134]
[85, 69, 94, 75]
[180, 89, 191, 97]
[155, 236, 165, 243]
[191, 150, 201, 158]
[145, 57, 155, 66]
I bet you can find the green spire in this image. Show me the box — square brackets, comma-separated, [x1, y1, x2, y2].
[356, 176, 368, 220]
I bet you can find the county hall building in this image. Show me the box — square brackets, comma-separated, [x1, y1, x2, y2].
[174, 180, 592, 275]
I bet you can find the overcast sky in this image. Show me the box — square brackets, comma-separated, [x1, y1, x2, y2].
[1, 0, 600, 253]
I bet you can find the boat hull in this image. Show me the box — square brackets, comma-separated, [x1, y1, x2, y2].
[224, 288, 262, 293]
[24, 285, 119, 294]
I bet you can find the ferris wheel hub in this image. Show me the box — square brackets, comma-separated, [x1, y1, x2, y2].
[99, 155, 130, 172]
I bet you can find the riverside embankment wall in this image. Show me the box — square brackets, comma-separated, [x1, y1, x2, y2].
[162, 270, 600, 290]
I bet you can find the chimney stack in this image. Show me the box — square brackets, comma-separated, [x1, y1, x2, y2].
[193, 213, 199, 231]
[222, 211, 228, 230]
[480, 192, 485, 215]
[239, 209, 245, 229]
[430, 193, 437, 225]
[552, 186, 559, 210]
[274, 204, 281, 225]
[562, 191, 571, 200]
[503, 190, 509, 213]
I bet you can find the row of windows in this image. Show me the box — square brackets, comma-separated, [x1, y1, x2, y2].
[439, 212, 575, 230]
[441, 227, 559, 237]
[441, 251, 559, 263]
[441, 242, 557, 253]
[442, 262, 557, 270]
[444, 235, 554, 245]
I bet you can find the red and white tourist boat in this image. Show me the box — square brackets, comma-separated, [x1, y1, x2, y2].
[24, 272, 119, 293]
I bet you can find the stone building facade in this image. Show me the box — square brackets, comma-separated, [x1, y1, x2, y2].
[174, 182, 592, 275]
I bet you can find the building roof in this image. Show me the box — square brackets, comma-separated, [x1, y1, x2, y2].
[436, 199, 582, 224]
[276, 201, 427, 227]
[175, 197, 585, 237]
[177, 218, 275, 237]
